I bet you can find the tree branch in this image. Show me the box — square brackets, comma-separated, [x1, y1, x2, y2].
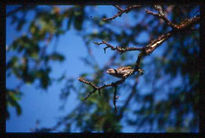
[145, 5, 200, 30]
[146, 9, 178, 29]
[114, 5, 123, 12]
[113, 86, 118, 113]
[94, 16, 199, 57]
[134, 15, 200, 70]
[103, 5, 141, 21]
[94, 40, 144, 54]
[78, 77, 125, 101]
[79, 12, 200, 112]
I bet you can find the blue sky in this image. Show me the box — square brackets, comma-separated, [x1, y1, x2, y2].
[6, 5, 140, 132]
[6, 18, 82, 132]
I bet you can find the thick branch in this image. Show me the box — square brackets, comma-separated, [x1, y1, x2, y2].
[134, 15, 200, 69]
[103, 5, 141, 21]
[94, 16, 199, 57]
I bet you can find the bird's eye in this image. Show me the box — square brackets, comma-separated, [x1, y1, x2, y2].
[106, 69, 111, 73]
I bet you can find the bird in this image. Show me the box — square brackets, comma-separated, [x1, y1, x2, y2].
[106, 66, 134, 78]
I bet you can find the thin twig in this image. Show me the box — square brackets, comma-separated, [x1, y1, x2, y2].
[78, 77, 125, 101]
[146, 5, 200, 30]
[145, 9, 177, 29]
[114, 5, 123, 12]
[94, 40, 144, 54]
[103, 5, 141, 21]
[145, 5, 178, 29]
[113, 86, 118, 113]
[78, 77, 98, 89]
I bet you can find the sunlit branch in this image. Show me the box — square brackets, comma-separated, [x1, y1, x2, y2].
[135, 15, 200, 70]
[114, 5, 123, 12]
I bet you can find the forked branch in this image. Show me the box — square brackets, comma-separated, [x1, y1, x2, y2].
[79, 5, 200, 112]
[146, 5, 200, 30]
[94, 40, 144, 54]
[78, 77, 125, 101]
[103, 5, 141, 21]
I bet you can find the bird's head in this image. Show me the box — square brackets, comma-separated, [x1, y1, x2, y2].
[106, 68, 115, 74]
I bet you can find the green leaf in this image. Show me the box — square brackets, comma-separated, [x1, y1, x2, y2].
[99, 20, 105, 26]
[30, 51, 39, 59]
[40, 68, 51, 89]
[80, 73, 88, 78]
[67, 13, 74, 30]
[49, 52, 65, 62]
[120, 54, 126, 61]
[73, 8, 84, 30]
[7, 56, 18, 69]
[16, 19, 26, 31]
[6, 90, 22, 116]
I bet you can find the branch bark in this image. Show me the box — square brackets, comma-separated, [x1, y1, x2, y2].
[78, 77, 125, 101]
[94, 40, 144, 54]
[103, 5, 141, 21]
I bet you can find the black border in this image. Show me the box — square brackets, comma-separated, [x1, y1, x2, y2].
[199, 4, 205, 134]
[2, 0, 204, 5]
[1, 0, 204, 137]
[0, 1, 6, 136]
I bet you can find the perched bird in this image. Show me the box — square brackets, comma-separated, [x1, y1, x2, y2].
[106, 66, 134, 78]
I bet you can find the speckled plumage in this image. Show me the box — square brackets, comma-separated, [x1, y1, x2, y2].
[106, 66, 134, 78]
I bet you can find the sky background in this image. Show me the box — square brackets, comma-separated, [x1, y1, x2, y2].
[6, 5, 197, 132]
[6, 5, 140, 132]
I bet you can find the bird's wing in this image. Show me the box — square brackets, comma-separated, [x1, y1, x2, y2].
[117, 66, 132, 70]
